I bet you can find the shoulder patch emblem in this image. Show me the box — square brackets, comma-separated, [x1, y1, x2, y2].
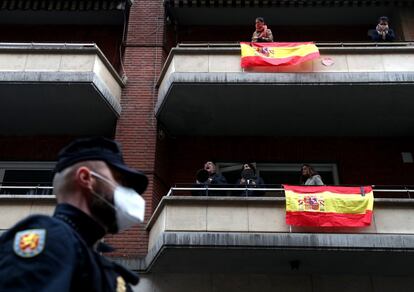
[13, 229, 46, 258]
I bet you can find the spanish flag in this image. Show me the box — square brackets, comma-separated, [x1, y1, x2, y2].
[240, 42, 320, 68]
[284, 185, 374, 227]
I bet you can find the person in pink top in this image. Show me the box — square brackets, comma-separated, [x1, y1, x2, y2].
[251, 17, 274, 42]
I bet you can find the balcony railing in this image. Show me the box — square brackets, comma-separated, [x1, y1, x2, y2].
[0, 183, 54, 198]
[1, 183, 412, 199]
[166, 185, 414, 199]
[175, 41, 414, 48]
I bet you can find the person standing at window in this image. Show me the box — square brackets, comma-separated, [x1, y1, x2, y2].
[252, 17, 274, 42]
[300, 164, 324, 186]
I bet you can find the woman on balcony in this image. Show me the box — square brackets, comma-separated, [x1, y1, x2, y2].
[300, 164, 324, 186]
[252, 17, 274, 42]
[236, 163, 265, 196]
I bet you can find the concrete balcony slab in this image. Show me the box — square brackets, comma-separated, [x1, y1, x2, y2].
[141, 195, 414, 273]
[0, 43, 124, 136]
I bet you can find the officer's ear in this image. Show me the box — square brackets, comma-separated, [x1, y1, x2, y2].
[75, 166, 94, 190]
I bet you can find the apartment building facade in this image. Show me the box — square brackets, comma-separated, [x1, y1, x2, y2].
[1, 0, 414, 291]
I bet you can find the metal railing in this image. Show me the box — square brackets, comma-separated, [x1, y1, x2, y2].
[166, 184, 414, 199]
[1, 184, 414, 199]
[176, 41, 414, 48]
[0, 183, 53, 197]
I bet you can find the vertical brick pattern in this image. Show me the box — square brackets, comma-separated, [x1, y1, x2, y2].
[108, 1, 166, 257]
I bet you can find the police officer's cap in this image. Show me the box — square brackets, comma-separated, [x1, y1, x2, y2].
[55, 137, 148, 194]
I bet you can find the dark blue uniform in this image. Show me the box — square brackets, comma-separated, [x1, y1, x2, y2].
[0, 203, 138, 291]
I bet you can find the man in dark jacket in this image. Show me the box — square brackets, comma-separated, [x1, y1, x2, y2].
[0, 137, 148, 291]
[202, 161, 227, 185]
[193, 161, 227, 196]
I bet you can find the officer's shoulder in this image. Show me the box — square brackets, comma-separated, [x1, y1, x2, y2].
[13, 214, 68, 230]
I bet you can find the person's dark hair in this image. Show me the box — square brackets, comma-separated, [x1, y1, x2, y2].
[240, 163, 256, 175]
[299, 164, 319, 184]
[256, 17, 265, 23]
[378, 16, 389, 23]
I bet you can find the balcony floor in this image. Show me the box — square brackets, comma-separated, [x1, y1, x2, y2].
[147, 232, 414, 274]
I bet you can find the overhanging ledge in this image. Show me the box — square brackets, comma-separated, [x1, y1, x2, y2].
[0, 43, 125, 136]
[129, 232, 414, 273]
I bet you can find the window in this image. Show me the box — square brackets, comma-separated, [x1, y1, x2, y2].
[217, 163, 339, 186]
[0, 162, 55, 195]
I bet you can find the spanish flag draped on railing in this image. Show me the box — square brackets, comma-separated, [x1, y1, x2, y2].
[240, 42, 320, 68]
[284, 185, 374, 227]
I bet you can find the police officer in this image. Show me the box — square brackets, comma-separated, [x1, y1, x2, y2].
[0, 137, 148, 291]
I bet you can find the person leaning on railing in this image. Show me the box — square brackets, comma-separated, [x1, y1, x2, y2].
[368, 16, 395, 42]
[252, 17, 274, 42]
[192, 161, 227, 196]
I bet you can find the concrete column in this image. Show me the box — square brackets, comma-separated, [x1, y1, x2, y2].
[398, 9, 414, 41]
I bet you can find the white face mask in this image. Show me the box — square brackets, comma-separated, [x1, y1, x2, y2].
[90, 171, 145, 232]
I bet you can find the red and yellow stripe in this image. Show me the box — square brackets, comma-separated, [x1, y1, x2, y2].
[284, 185, 374, 227]
[240, 42, 320, 68]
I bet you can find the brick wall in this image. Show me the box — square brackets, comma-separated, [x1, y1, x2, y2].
[110, 0, 166, 257]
